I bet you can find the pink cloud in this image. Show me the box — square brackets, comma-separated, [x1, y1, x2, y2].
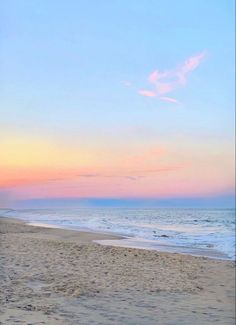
[148, 70, 169, 84]
[182, 52, 206, 72]
[139, 89, 157, 97]
[139, 51, 207, 102]
[156, 83, 174, 95]
[177, 51, 207, 85]
[160, 96, 179, 103]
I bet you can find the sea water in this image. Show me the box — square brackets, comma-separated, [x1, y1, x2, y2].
[1, 208, 235, 260]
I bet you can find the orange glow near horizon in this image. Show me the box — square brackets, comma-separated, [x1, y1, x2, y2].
[0, 134, 234, 202]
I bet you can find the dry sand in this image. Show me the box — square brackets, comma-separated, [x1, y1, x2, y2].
[0, 216, 235, 324]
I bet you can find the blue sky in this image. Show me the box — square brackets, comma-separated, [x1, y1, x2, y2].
[0, 0, 235, 207]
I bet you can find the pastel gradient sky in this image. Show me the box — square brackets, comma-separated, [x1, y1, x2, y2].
[0, 0, 235, 207]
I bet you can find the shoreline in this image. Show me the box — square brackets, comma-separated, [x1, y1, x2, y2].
[0, 216, 235, 324]
[6, 216, 233, 261]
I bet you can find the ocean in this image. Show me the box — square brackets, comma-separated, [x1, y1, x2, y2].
[1, 207, 235, 260]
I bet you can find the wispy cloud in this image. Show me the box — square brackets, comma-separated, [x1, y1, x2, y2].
[78, 173, 144, 181]
[139, 51, 207, 103]
[139, 89, 157, 97]
[135, 165, 186, 173]
[1, 160, 185, 189]
[160, 96, 179, 103]
[78, 173, 100, 178]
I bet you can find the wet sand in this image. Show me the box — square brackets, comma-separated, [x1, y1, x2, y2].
[0, 216, 235, 324]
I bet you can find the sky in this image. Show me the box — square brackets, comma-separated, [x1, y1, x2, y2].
[0, 0, 235, 208]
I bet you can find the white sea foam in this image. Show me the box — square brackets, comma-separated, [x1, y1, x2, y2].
[1, 207, 235, 259]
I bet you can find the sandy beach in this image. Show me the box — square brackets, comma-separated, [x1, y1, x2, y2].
[0, 216, 235, 324]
